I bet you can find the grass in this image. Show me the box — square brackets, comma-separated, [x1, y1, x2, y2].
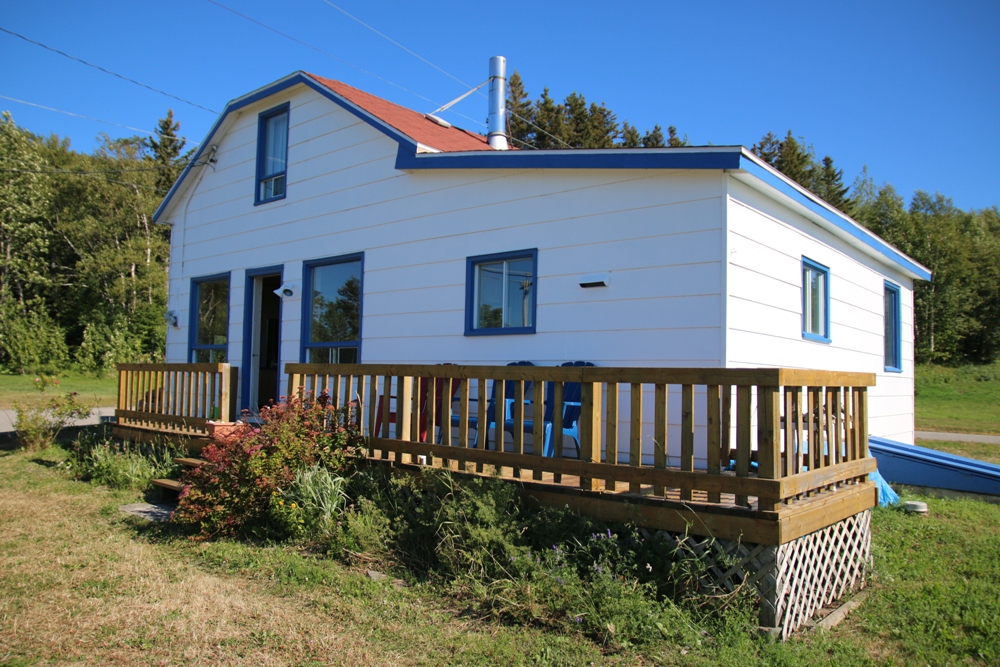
[915, 362, 1000, 434]
[918, 440, 1000, 466]
[2, 443, 999, 666]
[0, 369, 118, 410]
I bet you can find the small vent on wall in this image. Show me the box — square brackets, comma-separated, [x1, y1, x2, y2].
[579, 272, 610, 288]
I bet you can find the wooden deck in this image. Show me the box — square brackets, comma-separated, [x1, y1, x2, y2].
[115, 362, 878, 547]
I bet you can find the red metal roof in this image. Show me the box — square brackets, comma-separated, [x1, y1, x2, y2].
[308, 74, 494, 153]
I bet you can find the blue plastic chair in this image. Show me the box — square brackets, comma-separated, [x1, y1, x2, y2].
[452, 361, 534, 449]
[514, 361, 594, 458]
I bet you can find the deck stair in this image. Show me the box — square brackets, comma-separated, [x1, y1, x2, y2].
[150, 458, 207, 497]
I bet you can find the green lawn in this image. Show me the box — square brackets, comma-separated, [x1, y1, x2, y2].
[2, 443, 998, 666]
[918, 440, 1000, 466]
[0, 370, 118, 410]
[915, 362, 1000, 435]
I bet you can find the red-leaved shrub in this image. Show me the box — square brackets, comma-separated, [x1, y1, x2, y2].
[172, 393, 363, 540]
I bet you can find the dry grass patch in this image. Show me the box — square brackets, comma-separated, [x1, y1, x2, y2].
[0, 449, 612, 667]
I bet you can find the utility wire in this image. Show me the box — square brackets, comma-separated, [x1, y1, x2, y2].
[0, 94, 202, 149]
[0, 26, 217, 114]
[206, 0, 488, 130]
[0, 155, 194, 173]
[0, 94, 153, 135]
[314, 1, 572, 149]
[0, 167, 170, 193]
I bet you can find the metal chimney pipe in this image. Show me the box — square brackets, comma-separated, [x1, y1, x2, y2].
[487, 56, 508, 150]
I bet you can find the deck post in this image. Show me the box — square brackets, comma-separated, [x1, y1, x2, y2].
[579, 381, 602, 491]
[757, 384, 782, 511]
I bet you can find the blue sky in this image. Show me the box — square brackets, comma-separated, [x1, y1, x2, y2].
[2, 0, 997, 211]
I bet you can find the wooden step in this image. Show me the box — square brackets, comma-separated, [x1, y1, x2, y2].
[151, 478, 185, 493]
[174, 457, 206, 468]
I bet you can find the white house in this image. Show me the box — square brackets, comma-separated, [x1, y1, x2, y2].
[155, 62, 930, 458]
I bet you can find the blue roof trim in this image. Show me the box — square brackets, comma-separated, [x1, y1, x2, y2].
[738, 156, 932, 281]
[394, 145, 743, 171]
[154, 72, 419, 222]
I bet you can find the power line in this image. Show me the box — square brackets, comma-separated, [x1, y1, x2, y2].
[0, 94, 202, 149]
[206, 0, 488, 131]
[0, 155, 194, 173]
[0, 26, 217, 114]
[0, 167, 170, 193]
[313, 2, 572, 149]
[0, 95, 153, 135]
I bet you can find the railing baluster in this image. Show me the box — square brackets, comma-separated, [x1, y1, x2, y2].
[476, 378, 486, 474]
[680, 384, 694, 501]
[757, 384, 781, 511]
[532, 380, 545, 481]
[512, 380, 525, 478]
[707, 385, 721, 503]
[459, 378, 470, 471]
[579, 381, 601, 492]
[397, 375, 411, 464]
[552, 380, 564, 484]
[655, 383, 668, 497]
[735, 385, 752, 507]
[629, 383, 642, 494]
[605, 382, 618, 491]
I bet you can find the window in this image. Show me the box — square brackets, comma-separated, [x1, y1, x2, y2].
[189, 274, 230, 362]
[802, 257, 830, 343]
[255, 103, 289, 204]
[302, 254, 362, 363]
[466, 249, 537, 336]
[884, 281, 902, 372]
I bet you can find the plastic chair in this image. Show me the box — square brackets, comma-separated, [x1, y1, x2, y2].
[514, 361, 594, 458]
[374, 366, 462, 443]
[453, 361, 534, 449]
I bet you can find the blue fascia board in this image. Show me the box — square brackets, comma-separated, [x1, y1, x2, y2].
[154, 72, 419, 223]
[869, 436, 1000, 495]
[395, 144, 743, 171]
[737, 155, 932, 282]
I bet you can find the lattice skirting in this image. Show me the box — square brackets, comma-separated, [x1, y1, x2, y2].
[649, 509, 872, 639]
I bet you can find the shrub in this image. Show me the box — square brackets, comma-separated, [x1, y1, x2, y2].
[75, 317, 146, 376]
[63, 426, 184, 491]
[271, 464, 348, 540]
[0, 305, 69, 374]
[172, 394, 363, 540]
[13, 376, 92, 451]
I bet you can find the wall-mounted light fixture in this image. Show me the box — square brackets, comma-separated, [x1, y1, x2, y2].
[579, 272, 610, 288]
[274, 281, 300, 299]
[164, 310, 179, 328]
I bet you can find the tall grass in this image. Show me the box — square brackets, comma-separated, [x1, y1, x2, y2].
[62, 426, 184, 491]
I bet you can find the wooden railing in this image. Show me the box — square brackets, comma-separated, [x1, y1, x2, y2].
[116, 363, 238, 436]
[286, 364, 877, 518]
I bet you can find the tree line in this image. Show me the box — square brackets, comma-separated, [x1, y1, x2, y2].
[0, 111, 186, 374]
[1, 73, 997, 374]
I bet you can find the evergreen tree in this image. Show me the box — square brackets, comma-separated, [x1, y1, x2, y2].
[587, 102, 618, 149]
[814, 155, 851, 214]
[147, 110, 188, 193]
[505, 71, 534, 148]
[667, 125, 688, 147]
[532, 89, 566, 149]
[775, 130, 814, 188]
[642, 124, 666, 148]
[620, 121, 642, 148]
[563, 92, 591, 148]
[751, 131, 782, 167]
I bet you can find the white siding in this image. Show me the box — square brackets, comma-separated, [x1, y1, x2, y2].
[164, 85, 728, 423]
[725, 177, 915, 443]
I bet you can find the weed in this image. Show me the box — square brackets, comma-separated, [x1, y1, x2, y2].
[61, 425, 183, 491]
[13, 375, 92, 451]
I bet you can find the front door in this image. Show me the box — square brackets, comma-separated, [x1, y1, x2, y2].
[246, 272, 282, 411]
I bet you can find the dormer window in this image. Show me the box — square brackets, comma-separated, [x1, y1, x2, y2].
[256, 103, 289, 204]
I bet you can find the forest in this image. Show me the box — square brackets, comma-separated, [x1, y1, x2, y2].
[1, 71, 998, 374]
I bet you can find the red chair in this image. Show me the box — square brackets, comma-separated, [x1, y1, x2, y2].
[373, 367, 461, 443]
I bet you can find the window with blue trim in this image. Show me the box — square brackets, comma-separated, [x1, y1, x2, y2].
[302, 255, 362, 363]
[466, 249, 537, 336]
[802, 258, 830, 343]
[256, 104, 289, 204]
[884, 282, 902, 371]
[190, 275, 230, 362]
